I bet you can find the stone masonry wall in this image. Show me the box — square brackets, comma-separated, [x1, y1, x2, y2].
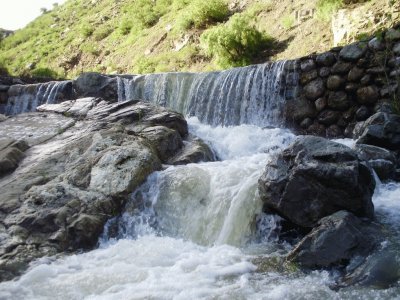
[288, 26, 400, 138]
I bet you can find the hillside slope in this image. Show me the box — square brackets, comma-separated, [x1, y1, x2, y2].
[0, 0, 398, 78]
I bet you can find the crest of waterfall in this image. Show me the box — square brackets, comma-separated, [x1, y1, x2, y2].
[5, 80, 72, 115]
[117, 61, 297, 127]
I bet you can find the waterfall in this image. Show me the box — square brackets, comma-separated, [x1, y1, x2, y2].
[5, 80, 72, 115]
[117, 61, 297, 127]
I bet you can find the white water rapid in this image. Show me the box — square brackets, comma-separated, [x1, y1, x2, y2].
[117, 61, 296, 127]
[1, 118, 400, 300]
[5, 81, 72, 115]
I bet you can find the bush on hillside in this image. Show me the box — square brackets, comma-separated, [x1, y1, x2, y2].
[200, 14, 273, 68]
[119, 19, 133, 35]
[30, 67, 59, 78]
[93, 25, 113, 41]
[80, 23, 94, 37]
[123, 0, 173, 29]
[316, 0, 343, 21]
[177, 0, 229, 31]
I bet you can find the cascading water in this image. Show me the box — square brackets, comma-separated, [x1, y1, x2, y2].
[117, 61, 297, 127]
[5, 80, 72, 115]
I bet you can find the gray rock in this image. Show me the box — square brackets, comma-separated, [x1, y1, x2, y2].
[327, 91, 349, 110]
[393, 42, 400, 55]
[285, 96, 317, 122]
[355, 144, 397, 180]
[307, 122, 326, 136]
[300, 59, 316, 72]
[319, 67, 331, 77]
[318, 110, 340, 125]
[355, 106, 370, 121]
[360, 74, 372, 85]
[168, 135, 216, 165]
[0, 139, 30, 176]
[287, 211, 383, 268]
[331, 62, 353, 74]
[368, 37, 385, 51]
[357, 112, 400, 151]
[339, 43, 368, 61]
[258, 136, 375, 228]
[357, 86, 379, 104]
[326, 124, 342, 138]
[315, 98, 327, 112]
[316, 52, 336, 67]
[300, 117, 313, 129]
[73, 73, 118, 101]
[327, 75, 345, 90]
[348, 67, 364, 82]
[0, 114, 7, 122]
[300, 70, 318, 85]
[304, 78, 325, 100]
[385, 28, 400, 41]
[388, 57, 400, 68]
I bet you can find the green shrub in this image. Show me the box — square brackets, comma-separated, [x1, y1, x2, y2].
[80, 43, 100, 56]
[31, 67, 59, 78]
[80, 23, 94, 37]
[177, 0, 229, 31]
[119, 19, 133, 35]
[93, 25, 113, 41]
[282, 15, 295, 30]
[316, 0, 343, 22]
[200, 14, 273, 68]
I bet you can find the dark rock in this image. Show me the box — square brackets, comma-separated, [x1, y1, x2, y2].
[332, 61, 353, 74]
[286, 96, 317, 122]
[304, 78, 325, 100]
[385, 28, 400, 41]
[355, 106, 370, 121]
[318, 110, 340, 125]
[339, 43, 368, 61]
[316, 52, 336, 67]
[356, 86, 379, 104]
[326, 124, 342, 138]
[168, 135, 216, 165]
[388, 57, 400, 68]
[380, 82, 399, 97]
[357, 112, 400, 151]
[340, 251, 400, 288]
[258, 136, 375, 228]
[300, 70, 318, 85]
[315, 98, 327, 112]
[300, 117, 313, 129]
[300, 59, 316, 72]
[389, 69, 400, 77]
[327, 75, 345, 90]
[319, 67, 331, 77]
[355, 144, 397, 180]
[0, 139, 30, 176]
[344, 123, 356, 137]
[368, 37, 385, 51]
[73, 73, 118, 101]
[360, 74, 372, 85]
[366, 67, 386, 75]
[348, 67, 364, 82]
[345, 82, 359, 93]
[393, 42, 400, 55]
[307, 122, 326, 136]
[327, 91, 349, 110]
[287, 211, 382, 268]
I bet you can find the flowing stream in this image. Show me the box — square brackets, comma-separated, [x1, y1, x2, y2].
[1, 118, 400, 300]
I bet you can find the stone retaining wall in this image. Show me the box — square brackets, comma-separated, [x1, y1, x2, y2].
[289, 26, 400, 138]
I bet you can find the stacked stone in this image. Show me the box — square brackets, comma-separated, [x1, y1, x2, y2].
[295, 27, 400, 138]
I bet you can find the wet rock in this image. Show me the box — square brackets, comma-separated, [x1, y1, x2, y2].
[318, 110, 340, 125]
[300, 70, 318, 85]
[340, 251, 400, 288]
[0, 139, 30, 176]
[168, 135, 216, 165]
[73, 72, 118, 101]
[345, 82, 359, 93]
[331, 62, 353, 74]
[357, 112, 400, 151]
[356, 86, 379, 104]
[385, 28, 400, 41]
[315, 98, 327, 112]
[355, 106, 370, 121]
[307, 122, 326, 136]
[326, 124, 342, 138]
[339, 43, 368, 61]
[258, 136, 375, 228]
[368, 37, 385, 51]
[316, 52, 336, 67]
[327, 75, 345, 90]
[304, 78, 325, 100]
[0, 114, 7, 122]
[300, 59, 316, 72]
[327, 91, 349, 110]
[393, 42, 400, 55]
[348, 67, 364, 82]
[287, 211, 383, 268]
[355, 144, 397, 181]
[300, 118, 313, 129]
[360, 74, 372, 85]
[286, 96, 317, 122]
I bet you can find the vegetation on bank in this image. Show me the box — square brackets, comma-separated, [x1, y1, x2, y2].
[0, 0, 396, 78]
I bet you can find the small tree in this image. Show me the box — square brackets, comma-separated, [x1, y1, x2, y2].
[40, 7, 48, 14]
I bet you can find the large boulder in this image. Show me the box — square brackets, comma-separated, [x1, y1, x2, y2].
[357, 112, 400, 151]
[0, 99, 207, 281]
[258, 136, 375, 228]
[72, 73, 118, 101]
[287, 211, 383, 268]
